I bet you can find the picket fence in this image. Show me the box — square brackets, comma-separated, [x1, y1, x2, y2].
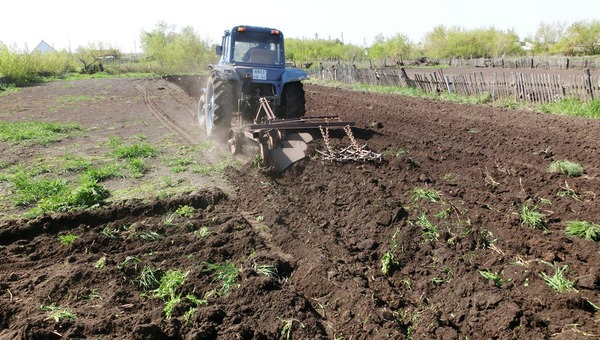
[310, 65, 600, 103]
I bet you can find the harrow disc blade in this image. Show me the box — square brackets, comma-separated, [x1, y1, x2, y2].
[269, 143, 307, 171]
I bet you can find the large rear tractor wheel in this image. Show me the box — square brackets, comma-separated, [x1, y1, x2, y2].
[205, 76, 234, 137]
[197, 93, 206, 127]
[282, 81, 306, 119]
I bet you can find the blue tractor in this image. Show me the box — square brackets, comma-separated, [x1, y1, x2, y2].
[198, 25, 308, 137]
[198, 25, 353, 171]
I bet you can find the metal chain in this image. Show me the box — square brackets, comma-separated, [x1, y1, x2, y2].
[319, 126, 335, 156]
[317, 125, 382, 163]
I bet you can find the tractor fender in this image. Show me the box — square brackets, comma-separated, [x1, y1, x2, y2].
[209, 64, 241, 82]
[281, 68, 309, 84]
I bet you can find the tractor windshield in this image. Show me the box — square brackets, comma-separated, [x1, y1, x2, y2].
[232, 31, 283, 65]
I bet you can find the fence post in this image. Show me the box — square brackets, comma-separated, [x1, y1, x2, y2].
[400, 67, 414, 88]
[584, 68, 594, 100]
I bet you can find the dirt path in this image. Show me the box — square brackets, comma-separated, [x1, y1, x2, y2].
[0, 75, 599, 339]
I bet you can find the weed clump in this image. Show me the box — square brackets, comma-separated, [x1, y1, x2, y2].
[548, 160, 584, 177]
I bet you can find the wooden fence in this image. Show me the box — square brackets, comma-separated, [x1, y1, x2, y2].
[310, 65, 600, 103]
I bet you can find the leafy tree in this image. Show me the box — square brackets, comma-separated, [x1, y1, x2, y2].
[367, 33, 414, 62]
[140, 21, 214, 72]
[556, 20, 600, 55]
[530, 21, 568, 55]
[285, 38, 364, 64]
[423, 25, 523, 58]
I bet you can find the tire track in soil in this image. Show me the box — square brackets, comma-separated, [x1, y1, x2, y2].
[135, 83, 197, 145]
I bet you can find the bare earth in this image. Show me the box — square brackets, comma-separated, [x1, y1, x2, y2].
[0, 74, 599, 339]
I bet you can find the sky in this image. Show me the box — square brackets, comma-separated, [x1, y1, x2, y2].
[1, 0, 599, 53]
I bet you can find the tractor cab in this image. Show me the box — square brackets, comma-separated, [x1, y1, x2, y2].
[217, 26, 285, 68]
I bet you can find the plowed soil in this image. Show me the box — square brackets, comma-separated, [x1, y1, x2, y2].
[1, 74, 599, 339]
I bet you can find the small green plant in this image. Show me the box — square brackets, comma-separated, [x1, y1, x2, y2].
[548, 160, 584, 177]
[381, 227, 401, 276]
[556, 181, 580, 201]
[117, 255, 142, 271]
[101, 226, 119, 239]
[250, 154, 269, 170]
[153, 269, 188, 300]
[279, 317, 305, 340]
[256, 215, 265, 222]
[479, 270, 511, 287]
[94, 256, 106, 269]
[412, 188, 441, 203]
[40, 304, 77, 322]
[164, 213, 178, 227]
[539, 261, 577, 293]
[564, 220, 600, 242]
[81, 289, 102, 301]
[151, 269, 188, 318]
[68, 178, 110, 208]
[519, 200, 546, 230]
[253, 263, 278, 279]
[194, 226, 211, 238]
[174, 205, 195, 218]
[381, 251, 399, 276]
[137, 265, 163, 290]
[183, 294, 208, 322]
[203, 261, 240, 297]
[58, 234, 78, 246]
[140, 231, 163, 241]
[416, 213, 439, 242]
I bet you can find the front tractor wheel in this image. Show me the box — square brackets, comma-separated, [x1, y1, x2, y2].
[205, 77, 234, 137]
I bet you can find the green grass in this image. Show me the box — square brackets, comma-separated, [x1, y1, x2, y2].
[183, 294, 208, 323]
[174, 205, 195, 218]
[539, 261, 578, 293]
[137, 266, 163, 290]
[58, 155, 93, 173]
[279, 318, 305, 340]
[416, 213, 439, 242]
[313, 80, 600, 120]
[0, 121, 83, 146]
[150, 269, 189, 319]
[84, 163, 122, 182]
[192, 157, 237, 175]
[58, 233, 78, 246]
[40, 304, 77, 322]
[57, 95, 103, 104]
[111, 142, 158, 159]
[253, 263, 279, 279]
[519, 200, 546, 230]
[125, 158, 150, 178]
[203, 261, 240, 297]
[565, 220, 600, 241]
[152, 269, 188, 300]
[479, 270, 511, 287]
[540, 98, 600, 118]
[3, 163, 110, 217]
[548, 160, 584, 177]
[412, 188, 441, 203]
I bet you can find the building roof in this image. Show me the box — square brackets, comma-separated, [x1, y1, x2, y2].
[32, 40, 55, 54]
